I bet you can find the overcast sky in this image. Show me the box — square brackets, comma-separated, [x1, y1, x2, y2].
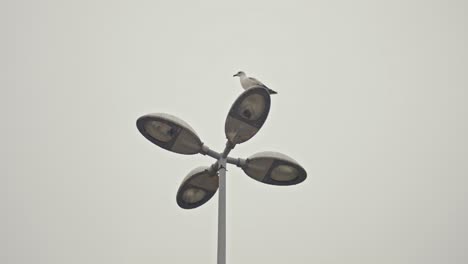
[2, 0, 468, 263]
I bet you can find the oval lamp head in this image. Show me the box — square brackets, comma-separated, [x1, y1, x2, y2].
[136, 113, 203, 155]
[225, 86, 271, 145]
[176, 166, 218, 209]
[242, 151, 307, 186]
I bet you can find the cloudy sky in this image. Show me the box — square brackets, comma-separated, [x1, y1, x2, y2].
[2, 0, 467, 263]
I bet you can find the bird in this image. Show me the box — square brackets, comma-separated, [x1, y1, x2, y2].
[233, 71, 278, 95]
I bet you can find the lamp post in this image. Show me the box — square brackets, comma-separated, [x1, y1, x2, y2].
[136, 86, 307, 264]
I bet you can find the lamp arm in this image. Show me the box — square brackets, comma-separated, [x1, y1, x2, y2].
[200, 144, 222, 160]
[201, 143, 246, 169]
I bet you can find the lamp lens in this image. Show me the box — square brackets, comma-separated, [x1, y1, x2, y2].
[236, 94, 266, 121]
[144, 120, 176, 142]
[182, 188, 206, 204]
[270, 165, 299, 182]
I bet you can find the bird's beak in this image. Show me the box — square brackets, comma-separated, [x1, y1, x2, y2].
[233, 73, 238, 77]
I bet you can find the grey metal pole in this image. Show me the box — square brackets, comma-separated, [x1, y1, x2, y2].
[217, 157, 227, 264]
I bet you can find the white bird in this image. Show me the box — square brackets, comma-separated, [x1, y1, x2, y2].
[233, 71, 278, 95]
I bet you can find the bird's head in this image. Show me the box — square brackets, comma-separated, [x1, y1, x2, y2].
[233, 71, 246, 77]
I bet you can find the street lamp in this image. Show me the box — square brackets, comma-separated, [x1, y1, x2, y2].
[136, 85, 307, 264]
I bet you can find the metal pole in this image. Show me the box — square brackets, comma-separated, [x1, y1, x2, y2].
[217, 157, 227, 264]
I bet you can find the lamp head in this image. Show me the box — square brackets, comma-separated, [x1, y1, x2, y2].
[242, 151, 307, 186]
[225, 86, 271, 145]
[176, 166, 218, 209]
[137, 113, 203, 155]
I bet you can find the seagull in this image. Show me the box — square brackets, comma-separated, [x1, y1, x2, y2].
[233, 71, 278, 95]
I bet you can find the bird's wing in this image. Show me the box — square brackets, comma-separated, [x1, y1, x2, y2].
[247, 77, 266, 86]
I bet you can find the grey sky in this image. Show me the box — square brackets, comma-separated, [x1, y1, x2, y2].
[2, 0, 468, 263]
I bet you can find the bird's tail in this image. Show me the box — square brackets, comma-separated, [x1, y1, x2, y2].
[267, 88, 278, 95]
